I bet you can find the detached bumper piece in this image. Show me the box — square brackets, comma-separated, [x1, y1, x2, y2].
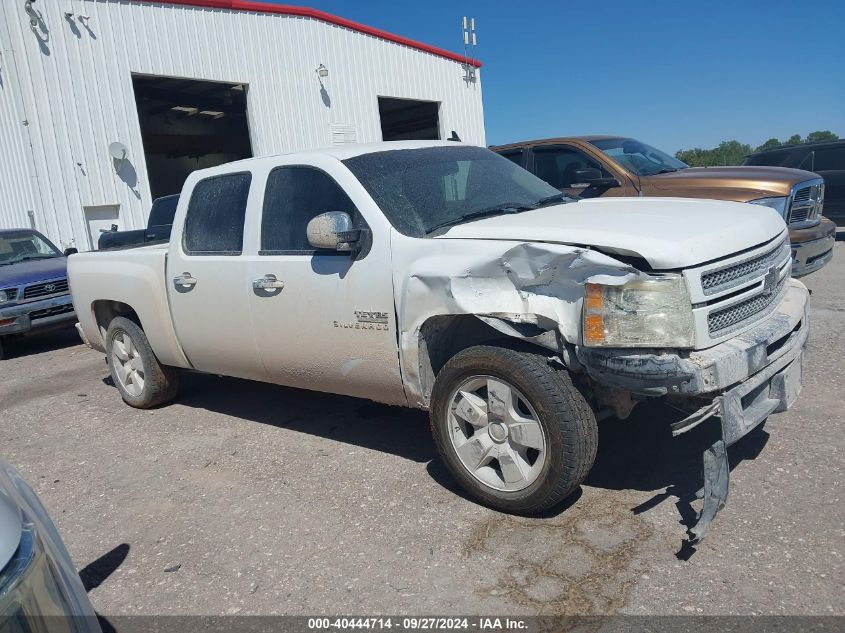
[671, 345, 804, 541]
[578, 280, 809, 542]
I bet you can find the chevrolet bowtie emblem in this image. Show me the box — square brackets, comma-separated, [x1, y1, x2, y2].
[762, 266, 778, 295]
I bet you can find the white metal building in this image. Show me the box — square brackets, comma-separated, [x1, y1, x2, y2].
[0, 0, 484, 251]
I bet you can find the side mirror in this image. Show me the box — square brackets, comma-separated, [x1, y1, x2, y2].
[307, 211, 358, 253]
[572, 168, 621, 188]
[63, 247, 78, 257]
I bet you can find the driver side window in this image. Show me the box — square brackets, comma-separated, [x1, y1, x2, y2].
[261, 166, 358, 255]
[532, 147, 608, 188]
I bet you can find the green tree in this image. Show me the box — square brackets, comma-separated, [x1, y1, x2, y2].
[755, 138, 782, 153]
[677, 131, 842, 166]
[805, 130, 839, 144]
[675, 140, 753, 167]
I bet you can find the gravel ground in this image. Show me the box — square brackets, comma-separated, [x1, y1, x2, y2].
[2, 240, 843, 617]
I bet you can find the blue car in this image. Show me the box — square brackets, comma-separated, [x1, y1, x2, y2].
[0, 229, 78, 359]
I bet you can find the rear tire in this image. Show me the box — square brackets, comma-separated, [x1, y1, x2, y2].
[430, 345, 597, 515]
[105, 317, 179, 408]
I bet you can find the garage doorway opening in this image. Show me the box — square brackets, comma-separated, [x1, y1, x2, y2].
[378, 97, 440, 141]
[132, 75, 253, 199]
[83, 204, 120, 250]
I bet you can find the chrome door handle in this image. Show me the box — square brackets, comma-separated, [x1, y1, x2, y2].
[253, 274, 284, 290]
[173, 272, 197, 289]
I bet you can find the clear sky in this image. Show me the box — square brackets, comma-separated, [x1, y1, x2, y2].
[255, 0, 845, 153]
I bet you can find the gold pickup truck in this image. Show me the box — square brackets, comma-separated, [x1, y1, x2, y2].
[492, 136, 836, 277]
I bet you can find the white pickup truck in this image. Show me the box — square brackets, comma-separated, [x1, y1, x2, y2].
[68, 141, 809, 541]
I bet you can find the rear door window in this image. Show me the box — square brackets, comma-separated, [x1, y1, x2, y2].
[183, 173, 251, 255]
[745, 150, 794, 167]
[812, 147, 845, 171]
[497, 149, 525, 168]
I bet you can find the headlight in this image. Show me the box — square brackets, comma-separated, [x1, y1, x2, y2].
[748, 196, 788, 219]
[0, 290, 8, 303]
[583, 274, 695, 348]
[0, 462, 99, 628]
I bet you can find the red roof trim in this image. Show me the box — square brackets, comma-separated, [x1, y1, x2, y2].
[134, 1, 482, 67]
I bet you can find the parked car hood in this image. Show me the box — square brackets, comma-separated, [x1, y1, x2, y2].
[0, 479, 22, 573]
[434, 197, 786, 269]
[645, 166, 819, 199]
[0, 256, 68, 288]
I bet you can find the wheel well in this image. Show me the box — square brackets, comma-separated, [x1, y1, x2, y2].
[417, 314, 554, 405]
[92, 301, 142, 343]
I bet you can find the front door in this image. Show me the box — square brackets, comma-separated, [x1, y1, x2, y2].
[530, 144, 628, 199]
[247, 165, 406, 405]
[167, 171, 264, 380]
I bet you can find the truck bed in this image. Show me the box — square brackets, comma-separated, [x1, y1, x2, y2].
[68, 244, 190, 368]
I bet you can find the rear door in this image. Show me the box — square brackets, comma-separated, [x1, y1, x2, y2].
[246, 160, 406, 405]
[166, 171, 265, 380]
[808, 145, 845, 225]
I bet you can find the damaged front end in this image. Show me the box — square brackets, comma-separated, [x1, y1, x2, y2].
[578, 279, 809, 541]
[396, 233, 809, 542]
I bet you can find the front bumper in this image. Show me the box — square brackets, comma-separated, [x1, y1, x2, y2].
[576, 279, 808, 398]
[577, 279, 809, 541]
[791, 230, 835, 277]
[0, 294, 76, 337]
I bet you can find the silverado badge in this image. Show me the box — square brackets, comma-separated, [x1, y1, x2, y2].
[334, 310, 390, 331]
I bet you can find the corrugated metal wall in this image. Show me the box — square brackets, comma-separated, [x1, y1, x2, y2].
[0, 12, 40, 234]
[0, 0, 485, 250]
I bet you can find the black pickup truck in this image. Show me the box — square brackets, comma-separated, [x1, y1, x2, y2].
[98, 194, 179, 250]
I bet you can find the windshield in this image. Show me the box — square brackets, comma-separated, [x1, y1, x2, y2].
[343, 146, 566, 237]
[0, 231, 61, 266]
[590, 138, 688, 177]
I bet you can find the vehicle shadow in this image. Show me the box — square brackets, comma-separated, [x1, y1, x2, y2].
[586, 400, 769, 557]
[176, 372, 434, 463]
[174, 374, 769, 541]
[2, 327, 81, 359]
[78, 543, 130, 633]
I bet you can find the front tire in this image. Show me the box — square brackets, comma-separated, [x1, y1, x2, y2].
[105, 317, 179, 408]
[430, 345, 597, 515]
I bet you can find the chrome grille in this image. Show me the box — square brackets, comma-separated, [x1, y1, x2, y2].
[23, 278, 69, 299]
[793, 187, 811, 202]
[708, 278, 787, 335]
[788, 180, 824, 226]
[700, 238, 789, 296]
[790, 206, 810, 223]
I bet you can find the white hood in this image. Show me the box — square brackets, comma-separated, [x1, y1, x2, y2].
[435, 197, 787, 269]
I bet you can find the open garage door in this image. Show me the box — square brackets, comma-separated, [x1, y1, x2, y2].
[378, 97, 440, 141]
[132, 75, 253, 199]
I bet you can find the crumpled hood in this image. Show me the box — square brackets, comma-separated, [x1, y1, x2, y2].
[0, 256, 68, 288]
[434, 197, 786, 269]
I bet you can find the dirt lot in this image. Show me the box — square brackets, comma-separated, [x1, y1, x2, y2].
[2, 240, 843, 617]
